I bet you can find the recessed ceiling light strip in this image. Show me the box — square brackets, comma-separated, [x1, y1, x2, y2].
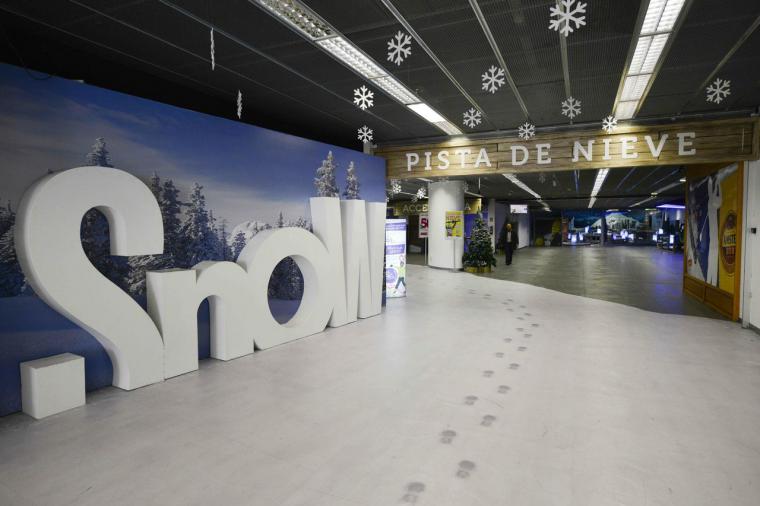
[588, 168, 609, 208]
[503, 174, 549, 210]
[251, 0, 462, 135]
[612, 0, 693, 120]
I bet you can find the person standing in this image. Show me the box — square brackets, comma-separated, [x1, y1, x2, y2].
[504, 223, 518, 265]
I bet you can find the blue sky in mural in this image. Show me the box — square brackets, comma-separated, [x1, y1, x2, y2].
[0, 63, 385, 228]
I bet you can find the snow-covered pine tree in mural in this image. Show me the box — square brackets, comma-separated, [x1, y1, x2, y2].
[179, 183, 220, 267]
[343, 161, 360, 199]
[0, 200, 24, 297]
[126, 173, 172, 296]
[80, 137, 131, 292]
[230, 231, 247, 260]
[314, 151, 339, 197]
[160, 179, 184, 267]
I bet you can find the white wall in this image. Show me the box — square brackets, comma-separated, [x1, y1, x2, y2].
[428, 181, 464, 269]
[743, 160, 760, 329]
[516, 213, 530, 249]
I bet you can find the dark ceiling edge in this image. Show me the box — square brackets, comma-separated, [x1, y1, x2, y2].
[374, 109, 759, 149]
[0, 7, 360, 150]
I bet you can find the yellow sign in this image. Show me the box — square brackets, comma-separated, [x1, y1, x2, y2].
[719, 169, 739, 293]
[445, 210, 464, 238]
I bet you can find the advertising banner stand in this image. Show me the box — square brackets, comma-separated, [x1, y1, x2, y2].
[445, 210, 464, 272]
[385, 219, 407, 298]
[419, 213, 429, 265]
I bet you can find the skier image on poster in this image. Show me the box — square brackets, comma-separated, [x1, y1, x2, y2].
[686, 163, 736, 285]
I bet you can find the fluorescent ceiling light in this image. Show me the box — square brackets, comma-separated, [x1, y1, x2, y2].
[588, 168, 609, 208]
[503, 174, 541, 200]
[252, 0, 459, 136]
[657, 204, 685, 209]
[613, 0, 687, 120]
[408, 103, 445, 123]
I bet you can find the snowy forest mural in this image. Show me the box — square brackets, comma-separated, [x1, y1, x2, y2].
[0, 62, 385, 415]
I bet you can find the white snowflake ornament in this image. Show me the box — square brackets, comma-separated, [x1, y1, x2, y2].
[481, 65, 506, 94]
[463, 108, 482, 129]
[561, 96, 581, 120]
[387, 31, 412, 66]
[416, 186, 427, 200]
[353, 85, 374, 110]
[357, 125, 373, 143]
[518, 122, 536, 140]
[236, 90, 242, 119]
[549, 0, 587, 37]
[601, 115, 618, 134]
[706, 77, 731, 104]
[390, 179, 402, 195]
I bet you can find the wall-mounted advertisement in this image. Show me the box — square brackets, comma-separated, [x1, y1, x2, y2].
[445, 210, 464, 238]
[686, 163, 739, 293]
[385, 219, 407, 298]
[418, 214, 429, 238]
[510, 204, 528, 214]
[0, 62, 386, 415]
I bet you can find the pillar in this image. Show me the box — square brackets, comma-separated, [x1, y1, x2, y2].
[428, 181, 464, 269]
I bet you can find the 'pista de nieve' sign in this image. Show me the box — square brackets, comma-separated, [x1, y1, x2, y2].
[377, 117, 759, 179]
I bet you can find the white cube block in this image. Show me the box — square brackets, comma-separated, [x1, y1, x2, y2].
[21, 353, 85, 419]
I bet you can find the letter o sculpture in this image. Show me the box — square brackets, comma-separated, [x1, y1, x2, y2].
[237, 227, 335, 349]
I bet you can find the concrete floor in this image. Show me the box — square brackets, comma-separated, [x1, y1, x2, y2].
[1, 265, 758, 505]
[413, 246, 724, 319]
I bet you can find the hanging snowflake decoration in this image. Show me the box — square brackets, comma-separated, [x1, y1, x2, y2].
[210, 28, 215, 70]
[601, 115, 618, 134]
[549, 0, 587, 37]
[706, 77, 731, 104]
[416, 186, 427, 200]
[353, 85, 374, 110]
[538, 173, 547, 184]
[386, 194, 390, 203]
[561, 96, 581, 119]
[518, 122, 536, 140]
[357, 125, 373, 143]
[463, 108, 482, 129]
[390, 179, 402, 195]
[481, 65, 506, 94]
[463, 181, 469, 193]
[411, 194, 418, 203]
[387, 31, 412, 66]
[236, 90, 242, 119]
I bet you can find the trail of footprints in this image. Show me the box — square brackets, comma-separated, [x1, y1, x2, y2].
[403, 292, 540, 499]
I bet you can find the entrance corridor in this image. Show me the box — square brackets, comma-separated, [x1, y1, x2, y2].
[480, 246, 725, 319]
[1, 265, 758, 505]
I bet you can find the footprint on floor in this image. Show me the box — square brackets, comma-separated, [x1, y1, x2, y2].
[456, 460, 476, 479]
[516, 327, 524, 332]
[464, 395, 479, 405]
[523, 333, 532, 338]
[524, 312, 532, 316]
[518, 346, 527, 352]
[483, 370, 494, 377]
[509, 363, 520, 370]
[484, 294, 491, 297]
[502, 301, 510, 305]
[517, 316, 525, 320]
[531, 323, 539, 327]
[503, 337, 512, 343]
[507, 308, 514, 312]
[494, 352, 504, 358]
[440, 430, 457, 444]
[402, 482, 426, 503]
[508, 298, 514, 302]
[481, 415, 497, 427]
[519, 305, 526, 309]
[497, 385, 511, 394]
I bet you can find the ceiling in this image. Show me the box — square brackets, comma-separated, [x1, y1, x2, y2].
[391, 165, 686, 210]
[0, 0, 758, 151]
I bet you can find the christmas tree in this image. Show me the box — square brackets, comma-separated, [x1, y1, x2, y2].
[463, 216, 496, 268]
[343, 161, 360, 199]
[314, 151, 339, 197]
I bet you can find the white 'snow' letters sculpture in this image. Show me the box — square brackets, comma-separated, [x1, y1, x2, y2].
[15, 167, 386, 388]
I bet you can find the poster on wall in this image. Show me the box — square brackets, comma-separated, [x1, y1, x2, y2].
[418, 213, 428, 238]
[445, 210, 464, 238]
[685, 163, 739, 292]
[385, 219, 407, 298]
[0, 62, 386, 415]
